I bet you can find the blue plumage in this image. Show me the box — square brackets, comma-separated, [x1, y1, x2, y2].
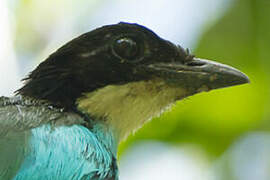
[14, 123, 117, 180]
[0, 112, 118, 180]
[0, 97, 119, 179]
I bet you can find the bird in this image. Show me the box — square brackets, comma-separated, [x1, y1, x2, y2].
[0, 22, 249, 180]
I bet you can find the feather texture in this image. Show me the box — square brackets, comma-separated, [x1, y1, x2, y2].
[0, 97, 118, 180]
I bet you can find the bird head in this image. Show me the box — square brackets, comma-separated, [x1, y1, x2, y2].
[18, 22, 249, 140]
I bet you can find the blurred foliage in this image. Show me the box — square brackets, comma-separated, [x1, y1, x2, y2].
[12, 0, 101, 59]
[119, 0, 270, 158]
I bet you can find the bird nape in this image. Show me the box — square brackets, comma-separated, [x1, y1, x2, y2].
[0, 22, 249, 180]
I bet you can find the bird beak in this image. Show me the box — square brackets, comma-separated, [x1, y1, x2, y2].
[146, 57, 250, 92]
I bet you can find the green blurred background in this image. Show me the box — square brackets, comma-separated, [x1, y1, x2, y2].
[1, 0, 269, 179]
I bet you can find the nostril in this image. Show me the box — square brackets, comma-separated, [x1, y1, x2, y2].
[186, 61, 206, 66]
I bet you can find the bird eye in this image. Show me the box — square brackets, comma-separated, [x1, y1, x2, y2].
[112, 37, 142, 62]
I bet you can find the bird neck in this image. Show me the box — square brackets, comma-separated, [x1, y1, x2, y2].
[76, 78, 187, 142]
[89, 120, 119, 156]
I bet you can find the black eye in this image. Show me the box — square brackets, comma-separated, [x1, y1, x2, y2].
[112, 37, 142, 62]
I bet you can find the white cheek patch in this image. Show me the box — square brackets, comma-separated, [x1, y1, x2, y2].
[77, 79, 187, 141]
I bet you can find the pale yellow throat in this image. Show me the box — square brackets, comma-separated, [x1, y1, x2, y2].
[76, 79, 187, 142]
